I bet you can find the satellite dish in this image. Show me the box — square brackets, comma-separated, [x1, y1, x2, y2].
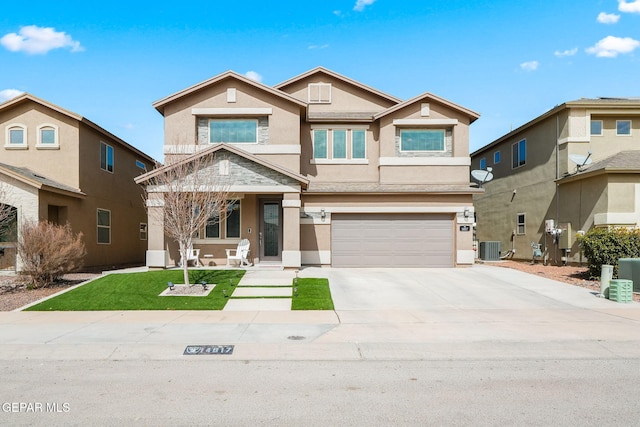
[471, 168, 494, 187]
[569, 152, 592, 171]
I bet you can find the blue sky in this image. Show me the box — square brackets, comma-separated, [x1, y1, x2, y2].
[1, 0, 639, 160]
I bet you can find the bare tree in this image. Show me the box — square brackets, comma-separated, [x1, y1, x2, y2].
[139, 148, 235, 285]
[0, 183, 17, 241]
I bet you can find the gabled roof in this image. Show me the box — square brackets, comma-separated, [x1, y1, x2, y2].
[0, 163, 85, 198]
[374, 92, 480, 123]
[152, 71, 308, 115]
[274, 66, 402, 104]
[557, 150, 640, 184]
[0, 93, 155, 163]
[135, 143, 309, 189]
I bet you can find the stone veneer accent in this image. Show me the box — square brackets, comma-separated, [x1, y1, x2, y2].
[197, 117, 269, 145]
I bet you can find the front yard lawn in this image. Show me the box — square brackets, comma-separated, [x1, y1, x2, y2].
[25, 270, 244, 311]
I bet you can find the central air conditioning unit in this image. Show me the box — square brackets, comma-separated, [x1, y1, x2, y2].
[479, 241, 501, 261]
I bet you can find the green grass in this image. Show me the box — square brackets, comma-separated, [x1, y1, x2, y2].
[24, 270, 245, 311]
[291, 278, 334, 310]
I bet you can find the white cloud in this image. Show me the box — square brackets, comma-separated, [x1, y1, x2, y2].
[520, 61, 539, 71]
[554, 48, 578, 57]
[0, 25, 83, 54]
[244, 71, 263, 82]
[597, 12, 621, 23]
[619, 0, 640, 13]
[333, 10, 342, 17]
[354, 0, 375, 12]
[586, 35, 640, 57]
[0, 89, 24, 103]
[308, 44, 329, 50]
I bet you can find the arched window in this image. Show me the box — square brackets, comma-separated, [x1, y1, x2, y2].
[5, 124, 27, 148]
[36, 124, 59, 148]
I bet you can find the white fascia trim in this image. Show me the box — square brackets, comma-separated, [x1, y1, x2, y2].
[558, 137, 589, 145]
[392, 119, 458, 126]
[594, 212, 639, 226]
[301, 250, 331, 265]
[282, 200, 301, 208]
[311, 159, 369, 165]
[379, 157, 470, 166]
[302, 206, 470, 214]
[191, 108, 273, 115]
[163, 144, 301, 155]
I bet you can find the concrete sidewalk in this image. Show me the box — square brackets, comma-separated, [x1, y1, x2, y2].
[1, 265, 639, 361]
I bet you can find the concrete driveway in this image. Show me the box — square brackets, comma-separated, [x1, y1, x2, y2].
[300, 264, 619, 311]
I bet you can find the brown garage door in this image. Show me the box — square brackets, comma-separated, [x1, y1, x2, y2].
[331, 213, 454, 267]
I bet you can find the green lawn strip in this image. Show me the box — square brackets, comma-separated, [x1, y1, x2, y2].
[24, 270, 245, 311]
[291, 278, 334, 310]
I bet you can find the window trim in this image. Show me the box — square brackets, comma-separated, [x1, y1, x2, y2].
[511, 139, 527, 169]
[97, 208, 111, 245]
[494, 150, 501, 164]
[100, 142, 114, 173]
[616, 120, 632, 136]
[516, 213, 526, 235]
[5, 124, 27, 149]
[590, 120, 603, 136]
[36, 123, 59, 149]
[201, 200, 241, 241]
[311, 127, 369, 163]
[208, 118, 258, 144]
[399, 128, 446, 153]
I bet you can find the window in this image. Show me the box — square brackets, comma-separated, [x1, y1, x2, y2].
[209, 119, 257, 143]
[139, 223, 147, 240]
[312, 128, 367, 160]
[135, 160, 146, 170]
[36, 124, 58, 148]
[512, 139, 526, 169]
[5, 124, 27, 148]
[516, 213, 526, 235]
[100, 142, 114, 173]
[97, 209, 111, 244]
[313, 129, 328, 159]
[494, 151, 501, 164]
[617, 120, 631, 136]
[400, 129, 445, 152]
[479, 158, 486, 170]
[204, 200, 241, 240]
[308, 83, 331, 103]
[591, 120, 603, 136]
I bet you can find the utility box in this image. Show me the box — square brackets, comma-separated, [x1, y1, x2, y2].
[479, 241, 501, 261]
[608, 279, 633, 303]
[618, 258, 640, 292]
[558, 222, 572, 249]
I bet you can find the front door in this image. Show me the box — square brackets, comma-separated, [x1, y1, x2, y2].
[259, 200, 282, 262]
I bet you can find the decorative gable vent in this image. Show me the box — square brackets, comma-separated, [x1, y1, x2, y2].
[308, 83, 331, 104]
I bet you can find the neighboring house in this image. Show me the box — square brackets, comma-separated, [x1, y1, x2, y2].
[137, 67, 480, 269]
[0, 93, 156, 270]
[470, 98, 640, 265]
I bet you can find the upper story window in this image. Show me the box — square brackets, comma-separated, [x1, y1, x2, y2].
[617, 120, 631, 136]
[312, 128, 367, 161]
[209, 119, 257, 144]
[494, 150, 501, 164]
[308, 83, 331, 104]
[479, 158, 486, 170]
[135, 160, 146, 170]
[100, 142, 114, 173]
[400, 129, 445, 152]
[512, 139, 526, 169]
[36, 124, 59, 148]
[5, 124, 27, 148]
[591, 120, 603, 136]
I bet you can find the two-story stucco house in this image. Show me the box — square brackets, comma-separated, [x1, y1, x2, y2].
[471, 98, 640, 265]
[137, 67, 480, 269]
[0, 93, 156, 270]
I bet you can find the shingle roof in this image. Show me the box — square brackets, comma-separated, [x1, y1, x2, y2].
[0, 163, 85, 196]
[558, 150, 640, 183]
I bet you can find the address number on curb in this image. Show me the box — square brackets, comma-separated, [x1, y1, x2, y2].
[184, 345, 234, 355]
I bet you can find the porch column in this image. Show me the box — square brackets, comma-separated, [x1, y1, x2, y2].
[281, 193, 301, 268]
[146, 192, 168, 268]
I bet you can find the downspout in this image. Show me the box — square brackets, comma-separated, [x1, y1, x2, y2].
[555, 114, 561, 265]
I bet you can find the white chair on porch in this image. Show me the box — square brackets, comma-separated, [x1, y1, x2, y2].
[226, 239, 252, 267]
[179, 246, 202, 267]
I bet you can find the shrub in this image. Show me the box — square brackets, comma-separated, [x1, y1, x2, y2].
[579, 227, 640, 279]
[17, 221, 86, 288]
